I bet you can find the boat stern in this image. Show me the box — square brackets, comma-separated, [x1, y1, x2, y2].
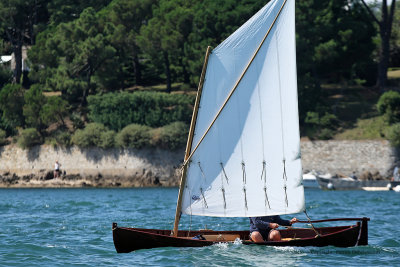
[357, 217, 369, 246]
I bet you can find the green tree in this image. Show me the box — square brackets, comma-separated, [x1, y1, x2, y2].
[0, 83, 24, 132]
[105, 0, 156, 86]
[361, 0, 397, 90]
[390, 6, 400, 66]
[47, 0, 111, 25]
[295, 0, 376, 120]
[0, 0, 49, 83]
[29, 7, 117, 105]
[186, 0, 266, 85]
[138, 0, 194, 92]
[23, 84, 46, 131]
[40, 96, 68, 127]
[0, 65, 12, 88]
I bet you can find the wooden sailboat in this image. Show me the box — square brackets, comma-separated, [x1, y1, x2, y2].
[113, 0, 369, 252]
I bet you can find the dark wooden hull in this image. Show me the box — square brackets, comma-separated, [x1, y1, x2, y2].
[112, 218, 369, 253]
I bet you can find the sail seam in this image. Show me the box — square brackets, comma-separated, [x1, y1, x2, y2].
[183, 0, 289, 166]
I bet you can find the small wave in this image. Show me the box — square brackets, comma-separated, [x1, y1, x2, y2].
[379, 239, 400, 247]
[213, 242, 229, 249]
[66, 201, 96, 206]
[273, 246, 303, 253]
[233, 238, 242, 245]
[45, 244, 68, 249]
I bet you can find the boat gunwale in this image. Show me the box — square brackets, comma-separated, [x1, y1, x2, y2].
[114, 222, 360, 243]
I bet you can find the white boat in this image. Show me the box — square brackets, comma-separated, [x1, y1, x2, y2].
[316, 175, 393, 191]
[302, 171, 320, 189]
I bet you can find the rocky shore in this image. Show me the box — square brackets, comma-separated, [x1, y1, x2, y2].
[0, 140, 398, 188]
[0, 171, 180, 188]
[0, 145, 182, 188]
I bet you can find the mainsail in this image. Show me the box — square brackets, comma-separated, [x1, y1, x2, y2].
[180, 0, 304, 218]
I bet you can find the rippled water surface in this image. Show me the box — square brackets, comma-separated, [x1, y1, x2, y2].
[0, 188, 399, 266]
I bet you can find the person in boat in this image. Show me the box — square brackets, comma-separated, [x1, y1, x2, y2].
[249, 216, 298, 242]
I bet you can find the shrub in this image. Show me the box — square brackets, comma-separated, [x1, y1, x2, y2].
[87, 91, 195, 131]
[305, 111, 338, 129]
[17, 128, 42, 149]
[71, 123, 107, 148]
[377, 91, 400, 124]
[386, 123, 400, 148]
[115, 124, 151, 148]
[45, 130, 72, 148]
[99, 130, 116, 149]
[305, 111, 338, 139]
[0, 129, 7, 146]
[70, 112, 84, 130]
[55, 131, 72, 147]
[151, 122, 188, 150]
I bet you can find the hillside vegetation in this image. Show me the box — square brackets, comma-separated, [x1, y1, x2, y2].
[0, 0, 399, 149]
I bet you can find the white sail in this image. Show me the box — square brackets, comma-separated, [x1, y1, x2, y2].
[181, 0, 304, 217]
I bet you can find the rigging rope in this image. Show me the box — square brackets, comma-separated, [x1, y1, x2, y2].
[241, 161, 247, 184]
[275, 31, 289, 209]
[220, 162, 229, 184]
[282, 160, 288, 207]
[241, 161, 248, 210]
[198, 162, 206, 180]
[219, 163, 228, 210]
[222, 187, 227, 210]
[304, 209, 321, 238]
[200, 188, 208, 209]
[243, 187, 248, 210]
[261, 161, 271, 209]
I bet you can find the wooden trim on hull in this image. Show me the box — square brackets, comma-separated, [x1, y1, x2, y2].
[112, 218, 369, 253]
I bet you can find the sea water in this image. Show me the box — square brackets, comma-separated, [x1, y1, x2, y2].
[0, 188, 399, 266]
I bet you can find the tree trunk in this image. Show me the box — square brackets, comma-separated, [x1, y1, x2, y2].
[163, 51, 172, 93]
[13, 42, 23, 84]
[360, 0, 396, 91]
[81, 67, 92, 107]
[377, 24, 390, 91]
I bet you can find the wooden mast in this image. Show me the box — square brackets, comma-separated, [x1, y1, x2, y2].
[172, 46, 212, 237]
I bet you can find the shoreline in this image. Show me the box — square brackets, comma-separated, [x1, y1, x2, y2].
[0, 140, 397, 188]
[0, 172, 180, 188]
[0, 168, 393, 189]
